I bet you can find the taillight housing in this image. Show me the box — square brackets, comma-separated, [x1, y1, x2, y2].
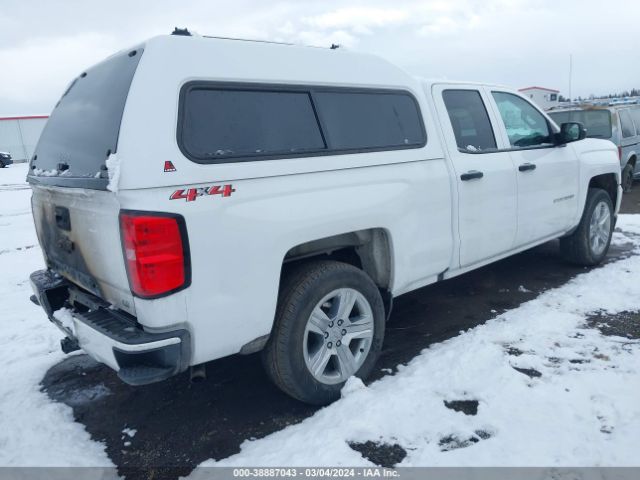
[119, 211, 191, 298]
[618, 146, 622, 161]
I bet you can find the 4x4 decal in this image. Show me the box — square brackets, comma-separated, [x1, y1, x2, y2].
[170, 184, 235, 202]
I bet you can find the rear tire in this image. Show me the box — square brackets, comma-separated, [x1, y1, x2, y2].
[0, 160, 5, 168]
[262, 260, 385, 405]
[622, 164, 634, 193]
[560, 188, 614, 266]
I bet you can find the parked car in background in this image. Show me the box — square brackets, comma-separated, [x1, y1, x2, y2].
[0, 151, 13, 168]
[548, 105, 640, 192]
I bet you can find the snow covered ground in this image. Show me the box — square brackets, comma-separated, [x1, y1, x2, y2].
[191, 222, 640, 470]
[0, 164, 112, 467]
[1, 162, 639, 470]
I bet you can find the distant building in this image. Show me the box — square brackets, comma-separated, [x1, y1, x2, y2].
[0, 115, 48, 162]
[518, 86, 560, 109]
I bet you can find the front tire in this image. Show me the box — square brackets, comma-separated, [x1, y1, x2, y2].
[0, 160, 5, 168]
[262, 260, 385, 405]
[560, 188, 614, 266]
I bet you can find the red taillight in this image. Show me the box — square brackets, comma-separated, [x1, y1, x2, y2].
[119, 212, 190, 298]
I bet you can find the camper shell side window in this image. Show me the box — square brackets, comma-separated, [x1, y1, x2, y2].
[177, 82, 427, 164]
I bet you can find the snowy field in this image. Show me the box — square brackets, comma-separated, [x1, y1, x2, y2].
[0, 164, 112, 467]
[0, 163, 639, 470]
[191, 225, 640, 469]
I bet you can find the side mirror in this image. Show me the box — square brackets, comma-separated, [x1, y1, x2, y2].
[557, 122, 587, 144]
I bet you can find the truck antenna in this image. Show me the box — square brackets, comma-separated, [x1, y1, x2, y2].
[568, 53, 573, 102]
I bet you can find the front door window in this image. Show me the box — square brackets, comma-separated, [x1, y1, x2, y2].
[492, 92, 553, 148]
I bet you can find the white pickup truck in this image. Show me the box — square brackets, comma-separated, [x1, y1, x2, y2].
[28, 33, 621, 405]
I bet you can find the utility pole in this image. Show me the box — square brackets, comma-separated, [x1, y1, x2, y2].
[568, 54, 573, 101]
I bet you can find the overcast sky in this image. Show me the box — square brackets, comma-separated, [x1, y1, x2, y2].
[1, 0, 638, 115]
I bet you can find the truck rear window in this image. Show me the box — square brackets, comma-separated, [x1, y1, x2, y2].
[548, 110, 612, 139]
[178, 84, 426, 163]
[28, 48, 143, 187]
[442, 89, 497, 151]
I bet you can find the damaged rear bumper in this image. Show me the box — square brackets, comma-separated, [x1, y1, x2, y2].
[30, 269, 190, 386]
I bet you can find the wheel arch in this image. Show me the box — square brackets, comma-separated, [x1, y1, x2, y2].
[282, 228, 394, 316]
[240, 229, 395, 356]
[588, 173, 618, 210]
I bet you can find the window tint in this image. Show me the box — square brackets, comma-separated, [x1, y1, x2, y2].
[181, 89, 325, 159]
[31, 48, 143, 181]
[548, 110, 612, 139]
[629, 107, 640, 137]
[314, 91, 425, 150]
[619, 109, 637, 138]
[442, 90, 497, 152]
[492, 92, 552, 148]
